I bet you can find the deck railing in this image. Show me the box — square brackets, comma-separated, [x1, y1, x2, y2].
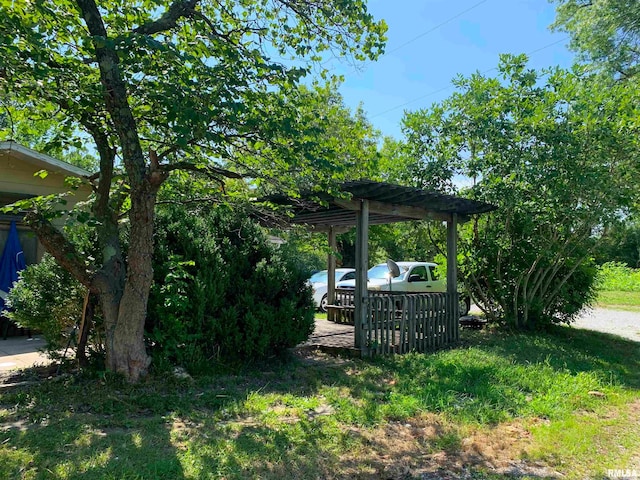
[329, 290, 459, 354]
[365, 292, 458, 355]
[327, 289, 356, 324]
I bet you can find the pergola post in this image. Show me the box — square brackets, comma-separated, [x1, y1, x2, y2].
[327, 226, 337, 322]
[354, 199, 369, 350]
[446, 213, 459, 342]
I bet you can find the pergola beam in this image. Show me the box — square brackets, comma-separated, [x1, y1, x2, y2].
[295, 215, 423, 227]
[306, 225, 352, 234]
[333, 198, 452, 223]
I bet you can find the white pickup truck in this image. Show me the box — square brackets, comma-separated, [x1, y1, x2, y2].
[336, 261, 471, 316]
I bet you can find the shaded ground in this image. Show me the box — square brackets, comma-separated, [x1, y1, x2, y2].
[302, 318, 355, 349]
[0, 313, 639, 479]
[2, 331, 638, 479]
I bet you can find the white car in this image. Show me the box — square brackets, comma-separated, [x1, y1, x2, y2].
[308, 268, 356, 312]
[336, 261, 471, 315]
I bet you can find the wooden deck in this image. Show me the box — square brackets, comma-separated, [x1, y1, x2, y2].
[309, 290, 460, 357]
[299, 312, 484, 358]
[298, 319, 360, 357]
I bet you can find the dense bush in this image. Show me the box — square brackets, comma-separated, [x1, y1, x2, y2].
[5, 254, 86, 357]
[147, 204, 315, 373]
[533, 261, 599, 325]
[596, 262, 640, 292]
[460, 217, 600, 328]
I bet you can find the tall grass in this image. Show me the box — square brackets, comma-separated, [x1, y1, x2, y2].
[596, 262, 640, 292]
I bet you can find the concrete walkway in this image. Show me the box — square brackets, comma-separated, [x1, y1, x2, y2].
[0, 336, 51, 371]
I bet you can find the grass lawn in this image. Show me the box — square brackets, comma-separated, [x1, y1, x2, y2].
[1, 326, 639, 479]
[597, 290, 640, 311]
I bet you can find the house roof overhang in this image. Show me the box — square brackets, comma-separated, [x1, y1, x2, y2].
[0, 141, 91, 178]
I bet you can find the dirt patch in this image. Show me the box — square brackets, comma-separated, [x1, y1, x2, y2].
[622, 400, 640, 469]
[341, 402, 640, 479]
[337, 414, 562, 479]
[0, 418, 32, 432]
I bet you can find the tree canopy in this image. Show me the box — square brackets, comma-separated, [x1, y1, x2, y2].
[401, 55, 640, 326]
[0, 0, 387, 381]
[552, 0, 640, 78]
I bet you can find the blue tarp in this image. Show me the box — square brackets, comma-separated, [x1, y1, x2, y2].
[0, 221, 26, 312]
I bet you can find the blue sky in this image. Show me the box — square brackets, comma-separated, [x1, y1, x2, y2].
[323, 0, 575, 139]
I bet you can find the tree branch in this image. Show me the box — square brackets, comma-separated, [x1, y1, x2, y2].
[76, 0, 147, 188]
[133, 0, 200, 35]
[23, 211, 94, 289]
[160, 161, 243, 179]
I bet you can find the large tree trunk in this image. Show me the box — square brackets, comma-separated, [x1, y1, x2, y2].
[101, 185, 157, 381]
[103, 291, 151, 381]
[75, 0, 165, 381]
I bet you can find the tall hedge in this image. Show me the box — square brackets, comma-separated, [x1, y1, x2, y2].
[147, 204, 314, 372]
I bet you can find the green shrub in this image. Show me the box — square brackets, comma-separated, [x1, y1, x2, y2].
[5, 254, 86, 357]
[147, 204, 315, 373]
[460, 216, 599, 328]
[538, 260, 599, 324]
[596, 262, 640, 292]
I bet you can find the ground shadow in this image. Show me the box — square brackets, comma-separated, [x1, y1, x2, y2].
[0, 376, 187, 480]
[475, 325, 640, 389]
[1, 324, 637, 478]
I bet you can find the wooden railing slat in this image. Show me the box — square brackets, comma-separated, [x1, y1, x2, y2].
[363, 291, 457, 355]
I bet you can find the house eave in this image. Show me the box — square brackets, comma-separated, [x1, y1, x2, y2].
[0, 141, 91, 178]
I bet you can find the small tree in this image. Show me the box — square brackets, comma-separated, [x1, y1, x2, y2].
[6, 255, 89, 358]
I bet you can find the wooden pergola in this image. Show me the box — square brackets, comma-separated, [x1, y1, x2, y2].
[267, 180, 495, 355]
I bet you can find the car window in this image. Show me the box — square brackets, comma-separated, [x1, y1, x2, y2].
[341, 271, 356, 281]
[428, 266, 439, 281]
[410, 265, 428, 281]
[309, 271, 328, 283]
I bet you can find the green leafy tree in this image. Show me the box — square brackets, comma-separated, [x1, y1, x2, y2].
[402, 55, 640, 327]
[552, 0, 640, 78]
[369, 136, 453, 264]
[0, 98, 98, 171]
[594, 217, 640, 268]
[253, 82, 382, 194]
[0, 0, 386, 381]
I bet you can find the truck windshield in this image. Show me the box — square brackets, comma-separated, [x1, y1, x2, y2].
[368, 264, 408, 280]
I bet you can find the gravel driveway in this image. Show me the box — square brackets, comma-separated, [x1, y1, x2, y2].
[572, 307, 640, 342]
